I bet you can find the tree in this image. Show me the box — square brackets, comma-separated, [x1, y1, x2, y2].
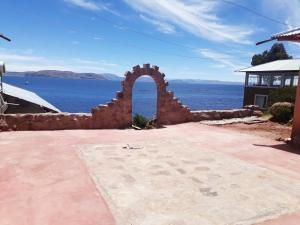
[251, 43, 292, 66]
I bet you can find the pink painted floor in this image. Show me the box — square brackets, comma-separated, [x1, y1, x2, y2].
[0, 123, 299, 225]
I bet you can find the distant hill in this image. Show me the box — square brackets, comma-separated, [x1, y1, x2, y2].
[170, 79, 243, 85]
[6, 70, 122, 80]
[135, 76, 243, 85]
[5, 70, 243, 85]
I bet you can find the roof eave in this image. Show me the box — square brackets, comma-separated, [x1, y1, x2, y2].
[239, 69, 299, 73]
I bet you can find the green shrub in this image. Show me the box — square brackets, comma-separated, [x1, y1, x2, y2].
[269, 102, 294, 123]
[268, 87, 296, 107]
[133, 113, 149, 128]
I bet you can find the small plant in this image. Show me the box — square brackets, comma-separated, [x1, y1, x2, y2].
[269, 102, 294, 123]
[133, 113, 149, 129]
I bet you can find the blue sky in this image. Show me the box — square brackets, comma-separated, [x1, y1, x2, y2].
[0, 0, 300, 81]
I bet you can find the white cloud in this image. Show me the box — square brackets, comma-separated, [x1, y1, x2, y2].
[23, 49, 35, 55]
[64, 0, 101, 11]
[72, 58, 118, 67]
[93, 36, 102, 40]
[212, 64, 227, 69]
[0, 49, 120, 73]
[262, 0, 300, 29]
[123, 0, 253, 44]
[261, 0, 300, 55]
[0, 53, 44, 62]
[195, 48, 247, 70]
[140, 15, 176, 34]
[64, 0, 121, 16]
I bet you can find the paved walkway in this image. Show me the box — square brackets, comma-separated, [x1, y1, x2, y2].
[0, 123, 300, 225]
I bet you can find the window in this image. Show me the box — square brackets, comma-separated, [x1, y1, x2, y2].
[293, 76, 298, 86]
[272, 75, 282, 86]
[248, 75, 259, 86]
[260, 75, 269, 86]
[284, 76, 292, 86]
[254, 95, 268, 109]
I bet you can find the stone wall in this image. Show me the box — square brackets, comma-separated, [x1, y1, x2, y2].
[0, 113, 93, 131]
[0, 64, 252, 131]
[0, 109, 252, 131]
[191, 109, 251, 121]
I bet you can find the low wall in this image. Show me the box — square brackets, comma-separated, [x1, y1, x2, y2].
[191, 109, 252, 121]
[0, 113, 94, 131]
[0, 109, 252, 131]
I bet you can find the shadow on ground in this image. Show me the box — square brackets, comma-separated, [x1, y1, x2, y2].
[253, 143, 300, 155]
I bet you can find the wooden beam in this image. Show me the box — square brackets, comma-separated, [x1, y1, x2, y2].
[0, 34, 11, 42]
[256, 38, 274, 45]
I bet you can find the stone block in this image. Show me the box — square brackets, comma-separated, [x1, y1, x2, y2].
[132, 65, 140, 72]
[124, 71, 131, 77]
[116, 91, 124, 99]
[152, 65, 159, 71]
[253, 110, 263, 117]
[143, 63, 150, 69]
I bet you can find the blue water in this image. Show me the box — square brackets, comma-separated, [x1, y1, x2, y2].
[4, 76, 244, 117]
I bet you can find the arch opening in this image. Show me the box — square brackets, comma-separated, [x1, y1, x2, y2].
[132, 75, 157, 128]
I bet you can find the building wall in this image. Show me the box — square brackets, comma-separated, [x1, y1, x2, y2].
[243, 87, 272, 106]
[243, 71, 298, 107]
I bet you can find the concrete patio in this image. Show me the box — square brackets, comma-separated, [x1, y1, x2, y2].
[0, 123, 300, 225]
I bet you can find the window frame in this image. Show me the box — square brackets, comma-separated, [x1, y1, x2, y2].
[293, 75, 298, 87]
[284, 75, 292, 87]
[247, 74, 259, 86]
[271, 75, 283, 87]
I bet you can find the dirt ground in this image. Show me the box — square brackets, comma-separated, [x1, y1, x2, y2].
[217, 121, 292, 140]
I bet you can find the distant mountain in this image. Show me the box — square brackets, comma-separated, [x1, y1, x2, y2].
[6, 70, 122, 80]
[135, 76, 243, 85]
[170, 79, 243, 85]
[5, 70, 243, 85]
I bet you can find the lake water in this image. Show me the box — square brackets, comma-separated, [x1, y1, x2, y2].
[4, 76, 244, 117]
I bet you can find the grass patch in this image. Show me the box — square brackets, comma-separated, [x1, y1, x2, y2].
[132, 113, 149, 129]
[261, 112, 272, 120]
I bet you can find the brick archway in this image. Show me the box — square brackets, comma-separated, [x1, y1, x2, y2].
[122, 64, 167, 123]
[92, 64, 193, 128]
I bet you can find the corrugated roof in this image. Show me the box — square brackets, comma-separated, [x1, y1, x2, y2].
[238, 59, 300, 72]
[257, 27, 300, 45]
[273, 27, 300, 39]
[2, 82, 60, 112]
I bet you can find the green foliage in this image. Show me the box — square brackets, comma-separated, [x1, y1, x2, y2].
[133, 113, 149, 129]
[268, 87, 297, 107]
[269, 102, 294, 123]
[251, 43, 292, 66]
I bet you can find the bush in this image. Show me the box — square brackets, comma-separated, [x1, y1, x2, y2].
[268, 87, 296, 107]
[132, 113, 149, 129]
[269, 102, 294, 123]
